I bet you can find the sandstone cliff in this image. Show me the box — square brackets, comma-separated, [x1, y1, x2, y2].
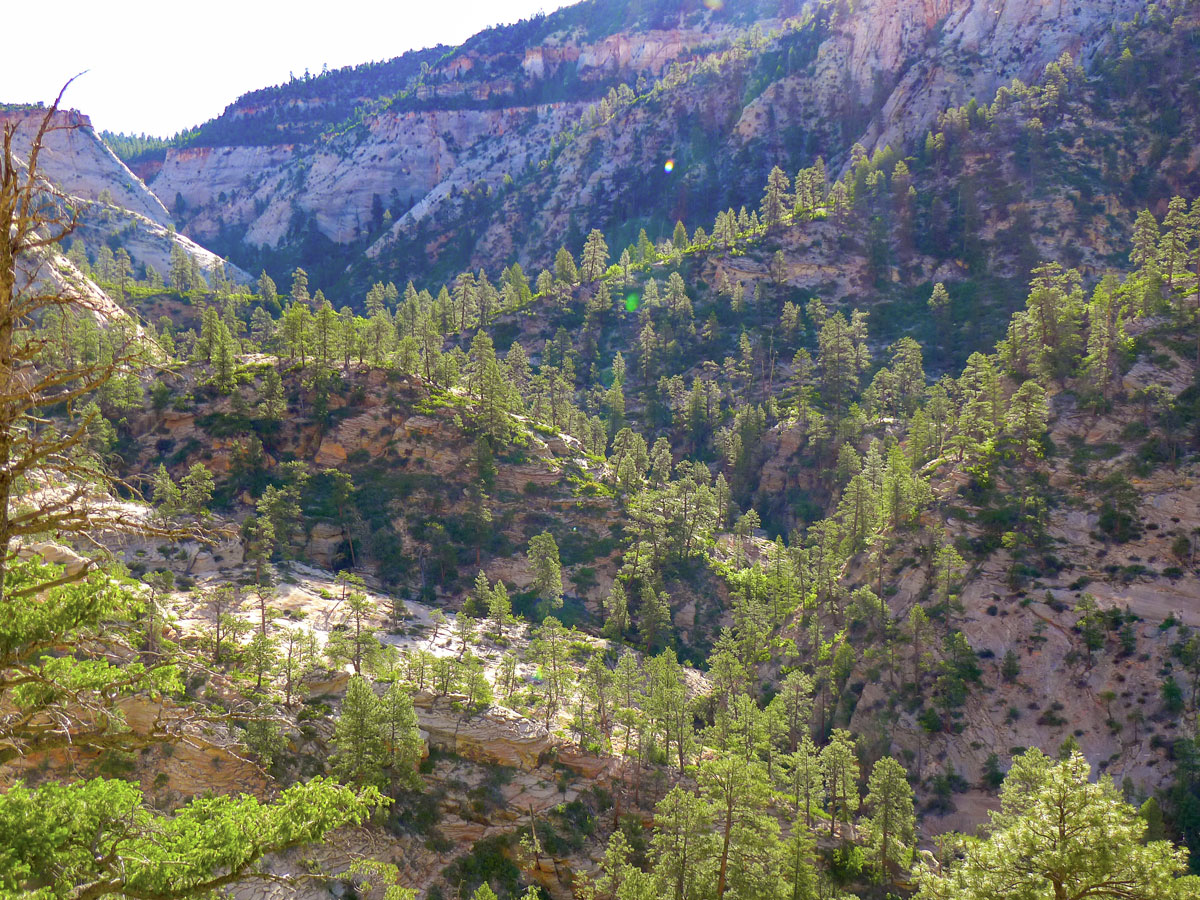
[114, 0, 1148, 288]
[1, 107, 249, 284]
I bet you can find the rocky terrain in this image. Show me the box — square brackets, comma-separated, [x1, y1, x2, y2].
[5, 1, 1200, 898]
[0, 108, 244, 285]
[81, 0, 1145, 290]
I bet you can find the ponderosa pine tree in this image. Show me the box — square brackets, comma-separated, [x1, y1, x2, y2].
[915, 750, 1198, 900]
[378, 681, 423, 789]
[761, 166, 790, 231]
[256, 269, 277, 307]
[487, 580, 512, 638]
[581, 229, 610, 282]
[290, 266, 309, 305]
[326, 590, 383, 676]
[1160, 196, 1192, 290]
[863, 755, 916, 879]
[820, 729, 859, 840]
[330, 675, 388, 787]
[528, 531, 564, 609]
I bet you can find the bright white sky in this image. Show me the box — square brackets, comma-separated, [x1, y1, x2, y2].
[3, 0, 571, 136]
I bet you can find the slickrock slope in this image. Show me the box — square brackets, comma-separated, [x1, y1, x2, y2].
[1, 108, 170, 223]
[1, 107, 248, 284]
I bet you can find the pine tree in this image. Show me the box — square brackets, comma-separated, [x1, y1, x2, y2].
[1160, 196, 1193, 290]
[761, 165, 790, 231]
[581, 229, 610, 282]
[651, 786, 717, 900]
[290, 267, 310, 305]
[1004, 380, 1049, 461]
[211, 321, 237, 393]
[779, 737, 825, 827]
[530, 616, 573, 727]
[701, 752, 778, 900]
[325, 591, 382, 676]
[180, 463, 214, 519]
[378, 681, 423, 788]
[151, 463, 180, 514]
[863, 756, 915, 878]
[1130, 209, 1161, 275]
[1082, 275, 1124, 406]
[257, 270, 278, 308]
[821, 729, 860, 840]
[915, 750, 1195, 900]
[554, 246, 579, 287]
[928, 281, 950, 315]
[781, 818, 818, 900]
[828, 180, 850, 232]
[638, 584, 672, 651]
[487, 580, 512, 639]
[817, 311, 870, 416]
[604, 580, 629, 637]
[331, 676, 387, 787]
[258, 367, 287, 421]
[528, 531, 563, 609]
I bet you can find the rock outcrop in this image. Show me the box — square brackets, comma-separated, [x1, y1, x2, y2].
[413, 693, 554, 770]
[0, 107, 248, 284]
[0, 108, 170, 224]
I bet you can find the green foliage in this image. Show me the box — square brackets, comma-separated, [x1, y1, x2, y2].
[916, 750, 1197, 899]
[0, 776, 378, 900]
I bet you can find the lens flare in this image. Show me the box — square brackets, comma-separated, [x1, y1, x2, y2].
[663, 158, 675, 173]
[703, 0, 724, 8]
[625, 294, 639, 312]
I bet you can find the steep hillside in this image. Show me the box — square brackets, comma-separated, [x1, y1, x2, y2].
[0, 107, 247, 287]
[9, 3, 1200, 899]
[120, 0, 1143, 291]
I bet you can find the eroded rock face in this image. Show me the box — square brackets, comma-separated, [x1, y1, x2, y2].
[151, 102, 583, 254]
[840, 0, 1143, 153]
[130, 0, 1143, 283]
[0, 109, 169, 224]
[413, 693, 554, 770]
[0, 108, 248, 284]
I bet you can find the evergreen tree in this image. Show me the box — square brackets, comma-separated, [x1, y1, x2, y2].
[1160, 196, 1193, 290]
[555, 246, 579, 287]
[915, 750, 1196, 900]
[326, 591, 382, 676]
[180, 463, 214, 519]
[528, 531, 564, 609]
[672, 220, 690, 249]
[604, 580, 630, 637]
[820, 729, 859, 840]
[378, 681, 423, 788]
[258, 367, 287, 421]
[581, 229, 610, 282]
[700, 752, 778, 900]
[651, 786, 717, 900]
[761, 166, 790, 231]
[257, 270, 278, 309]
[151, 463, 180, 514]
[863, 756, 915, 879]
[330, 676, 387, 788]
[290, 267, 310, 305]
[487, 579, 512, 638]
[1131, 209, 1161, 275]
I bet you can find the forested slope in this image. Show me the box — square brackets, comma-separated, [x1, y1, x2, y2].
[5, 2, 1200, 899]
